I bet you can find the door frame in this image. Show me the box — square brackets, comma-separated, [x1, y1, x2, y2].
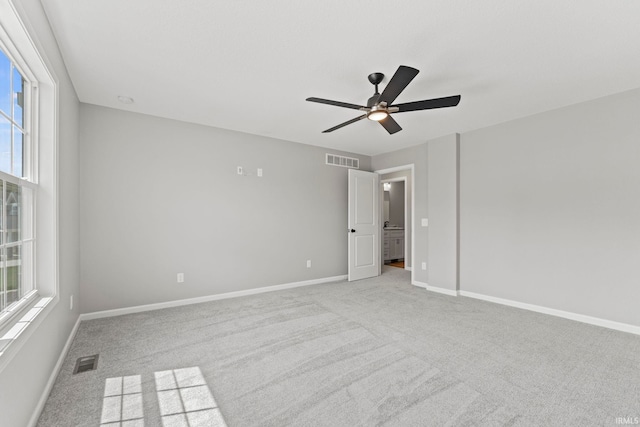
[375, 164, 415, 286]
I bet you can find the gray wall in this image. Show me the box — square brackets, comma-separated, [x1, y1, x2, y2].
[427, 134, 459, 292]
[388, 181, 405, 227]
[0, 1, 80, 425]
[79, 105, 370, 313]
[460, 88, 640, 326]
[372, 144, 427, 283]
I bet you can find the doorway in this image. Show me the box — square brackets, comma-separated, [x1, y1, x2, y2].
[382, 179, 406, 269]
[376, 164, 414, 284]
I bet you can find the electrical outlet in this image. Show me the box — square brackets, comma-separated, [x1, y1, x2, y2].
[237, 166, 243, 175]
[177, 273, 184, 283]
[257, 168, 263, 177]
[70, 295, 74, 311]
[421, 262, 427, 270]
[306, 260, 311, 268]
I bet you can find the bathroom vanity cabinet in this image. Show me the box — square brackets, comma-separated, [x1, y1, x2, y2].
[383, 229, 404, 262]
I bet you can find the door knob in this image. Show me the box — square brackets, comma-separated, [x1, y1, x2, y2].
[349, 229, 356, 233]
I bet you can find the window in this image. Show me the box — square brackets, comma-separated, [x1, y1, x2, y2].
[0, 0, 56, 370]
[0, 45, 36, 323]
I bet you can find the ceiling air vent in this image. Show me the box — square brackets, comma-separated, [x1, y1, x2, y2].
[73, 354, 99, 374]
[326, 153, 359, 169]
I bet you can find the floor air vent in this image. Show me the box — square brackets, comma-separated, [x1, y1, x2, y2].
[326, 153, 359, 169]
[73, 354, 99, 374]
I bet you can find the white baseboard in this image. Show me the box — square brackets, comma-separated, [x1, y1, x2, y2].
[28, 315, 82, 427]
[412, 280, 427, 289]
[413, 280, 459, 297]
[459, 290, 640, 336]
[426, 285, 459, 297]
[81, 275, 348, 321]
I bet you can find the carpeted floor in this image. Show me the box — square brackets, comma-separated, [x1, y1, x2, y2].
[37, 267, 640, 426]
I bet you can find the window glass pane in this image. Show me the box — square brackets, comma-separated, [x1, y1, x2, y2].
[5, 181, 20, 243]
[0, 50, 10, 116]
[13, 66, 24, 128]
[13, 126, 23, 177]
[6, 245, 20, 306]
[0, 115, 10, 174]
[0, 16, 37, 322]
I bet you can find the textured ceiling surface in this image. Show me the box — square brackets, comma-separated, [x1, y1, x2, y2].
[42, 0, 640, 155]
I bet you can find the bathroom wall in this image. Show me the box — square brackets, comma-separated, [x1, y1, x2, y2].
[388, 181, 405, 227]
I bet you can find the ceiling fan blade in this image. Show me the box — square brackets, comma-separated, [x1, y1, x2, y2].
[393, 95, 461, 113]
[379, 116, 402, 135]
[322, 114, 368, 133]
[306, 97, 366, 110]
[378, 65, 419, 105]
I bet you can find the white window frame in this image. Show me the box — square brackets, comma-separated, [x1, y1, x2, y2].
[0, 0, 58, 373]
[0, 45, 38, 326]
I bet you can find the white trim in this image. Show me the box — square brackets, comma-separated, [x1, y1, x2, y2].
[413, 280, 460, 297]
[375, 164, 413, 175]
[412, 280, 427, 289]
[405, 266, 412, 272]
[459, 290, 640, 336]
[27, 315, 81, 427]
[80, 275, 348, 321]
[0, 290, 38, 328]
[426, 285, 459, 297]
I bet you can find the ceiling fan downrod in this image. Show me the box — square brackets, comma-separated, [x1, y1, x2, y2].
[368, 72, 384, 95]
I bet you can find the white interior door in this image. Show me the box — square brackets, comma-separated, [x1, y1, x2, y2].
[348, 169, 380, 281]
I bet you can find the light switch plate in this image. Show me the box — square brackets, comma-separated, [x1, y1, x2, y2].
[421, 218, 428, 227]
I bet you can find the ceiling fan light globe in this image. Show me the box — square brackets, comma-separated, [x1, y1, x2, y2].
[367, 110, 388, 121]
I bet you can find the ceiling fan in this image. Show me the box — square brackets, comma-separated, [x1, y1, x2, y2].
[306, 65, 461, 135]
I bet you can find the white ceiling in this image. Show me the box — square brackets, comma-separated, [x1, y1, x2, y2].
[41, 0, 640, 156]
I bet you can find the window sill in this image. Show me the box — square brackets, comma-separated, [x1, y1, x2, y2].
[0, 290, 38, 326]
[0, 295, 56, 373]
